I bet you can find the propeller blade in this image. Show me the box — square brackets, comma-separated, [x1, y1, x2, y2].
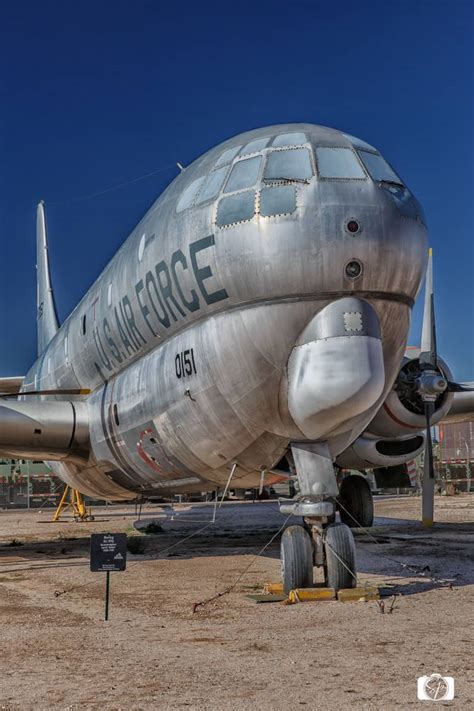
[0, 388, 91, 399]
[446, 381, 474, 393]
[424, 400, 435, 480]
[419, 248, 438, 369]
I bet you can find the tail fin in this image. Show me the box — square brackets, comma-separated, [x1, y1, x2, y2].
[36, 201, 59, 355]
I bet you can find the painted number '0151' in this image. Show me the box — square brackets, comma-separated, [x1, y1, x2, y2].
[175, 349, 197, 379]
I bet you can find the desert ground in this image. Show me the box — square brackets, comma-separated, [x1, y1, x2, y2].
[0, 494, 473, 710]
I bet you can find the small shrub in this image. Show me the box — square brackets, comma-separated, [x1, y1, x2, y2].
[142, 522, 163, 535]
[6, 539, 24, 547]
[127, 536, 145, 555]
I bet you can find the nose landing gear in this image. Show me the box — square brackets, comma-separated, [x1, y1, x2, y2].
[323, 522, 357, 591]
[280, 520, 356, 594]
[279, 442, 358, 594]
[280, 525, 314, 593]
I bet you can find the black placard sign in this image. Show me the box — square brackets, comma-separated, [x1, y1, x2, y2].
[90, 533, 127, 572]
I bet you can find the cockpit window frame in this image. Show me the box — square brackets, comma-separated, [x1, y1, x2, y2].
[194, 164, 231, 206]
[263, 146, 315, 184]
[259, 184, 298, 218]
[315, 145, 369, 181]
[223, 154, 263, 194]
[356, 149, 404, 185]
[214, 145, 243, 168]
[239, 137, 270, 156]
[215, 189, 257, 228]
[176, 176, 206, 213]
[272, 132, 308, 148]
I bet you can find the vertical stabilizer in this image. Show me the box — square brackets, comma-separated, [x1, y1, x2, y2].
[37, 201, 59, 355]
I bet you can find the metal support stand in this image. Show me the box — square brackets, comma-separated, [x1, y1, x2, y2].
[422, 454, 435, 528]
[52, 485, 93, 522]
[218, 462, 238, 508]
[105, 571, 110, 621]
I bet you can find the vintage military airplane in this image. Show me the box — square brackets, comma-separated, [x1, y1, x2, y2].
[1, 123, 473, 592]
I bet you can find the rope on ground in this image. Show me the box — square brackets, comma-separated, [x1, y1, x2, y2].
[191, 513, 293, 614]
[333, 496, 455, 587]
[53, 480, 242, 599]
[53, 520, 216, 598]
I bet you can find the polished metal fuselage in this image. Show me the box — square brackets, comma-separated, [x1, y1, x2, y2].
[21, 123, 428, 499]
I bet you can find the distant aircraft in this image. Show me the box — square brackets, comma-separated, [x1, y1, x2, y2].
[1, 124, 472, 592]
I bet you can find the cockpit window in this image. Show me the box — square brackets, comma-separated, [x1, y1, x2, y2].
[264, 148, 313, 181]
[343, 133, 377, 152]
[260, 186, 296, 217]
[216, 190, 255, 227]
[176, 177, 205, 212]
[240, 137, 270, 155]
[316, 147, 367, 179]
[224, 156, 262, 193]
[214, 145, 242, 167]
[357, 150, 402, 184]
[272, 132, 307, 147]
[195, 166, 229, 204]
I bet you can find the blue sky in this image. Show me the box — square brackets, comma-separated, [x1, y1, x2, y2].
[0, 0, 473, 378]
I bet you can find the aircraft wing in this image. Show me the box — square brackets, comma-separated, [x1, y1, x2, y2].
[0, 399, 89, 463]
[0, 376, 25, 395]
[441, 384, 474, 424]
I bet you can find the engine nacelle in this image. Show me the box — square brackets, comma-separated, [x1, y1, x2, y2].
[335, 432, 425, 469]
[336, 350, 455, 470]
[365, 352, 454, 439]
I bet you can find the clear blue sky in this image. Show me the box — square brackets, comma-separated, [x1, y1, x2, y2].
[0, 0, 472, 379]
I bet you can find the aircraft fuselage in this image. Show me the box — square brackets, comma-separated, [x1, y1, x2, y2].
[21, 123, 428, 499]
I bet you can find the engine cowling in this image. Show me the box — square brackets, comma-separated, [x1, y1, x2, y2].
[335, 432, 425, 469]
[365, 352, 454, 439]
[335, 350, 454, 470]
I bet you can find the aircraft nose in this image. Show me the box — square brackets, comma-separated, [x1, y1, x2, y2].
[287, 298, 385, 440]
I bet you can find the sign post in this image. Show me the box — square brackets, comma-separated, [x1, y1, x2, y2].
[90, 533, 127, 620]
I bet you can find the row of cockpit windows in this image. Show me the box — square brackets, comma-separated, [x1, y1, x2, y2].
[176, 133, 403, 218]
[177, 146, 313, 213]
[216, 185, 297, 227]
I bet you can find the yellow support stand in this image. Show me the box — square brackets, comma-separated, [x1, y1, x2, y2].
[52, 485, 93, 522]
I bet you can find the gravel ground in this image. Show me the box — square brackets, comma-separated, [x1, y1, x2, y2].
[0, 495, 473, 710]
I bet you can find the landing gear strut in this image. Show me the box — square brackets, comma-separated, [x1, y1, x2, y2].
[279, 442, 357, 593]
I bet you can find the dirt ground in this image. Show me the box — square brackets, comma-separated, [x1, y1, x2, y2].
[0, 495, 473, 710]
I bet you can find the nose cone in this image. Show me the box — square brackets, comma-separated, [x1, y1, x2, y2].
[310, 179, 428, 304]
[288, 298, 385, 439]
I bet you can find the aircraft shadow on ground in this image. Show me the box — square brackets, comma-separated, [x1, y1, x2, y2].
[1, 503, 473, 595]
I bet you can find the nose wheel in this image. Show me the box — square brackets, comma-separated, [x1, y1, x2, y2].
[280, 521, 356, 594]
[280, 525, 314, 594]
[323, 522, 357, 591]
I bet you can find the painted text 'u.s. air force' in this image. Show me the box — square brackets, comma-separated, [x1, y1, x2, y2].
[93, 235, 227, 373]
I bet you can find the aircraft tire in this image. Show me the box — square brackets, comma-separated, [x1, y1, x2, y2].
[280, 525, 313, 594]
[324, 523, 356, 591]
[338, 476, 374, 528]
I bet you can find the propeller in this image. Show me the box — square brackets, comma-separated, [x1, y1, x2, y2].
[417, 249, 442, 480]
[417, 249, 473, 480]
